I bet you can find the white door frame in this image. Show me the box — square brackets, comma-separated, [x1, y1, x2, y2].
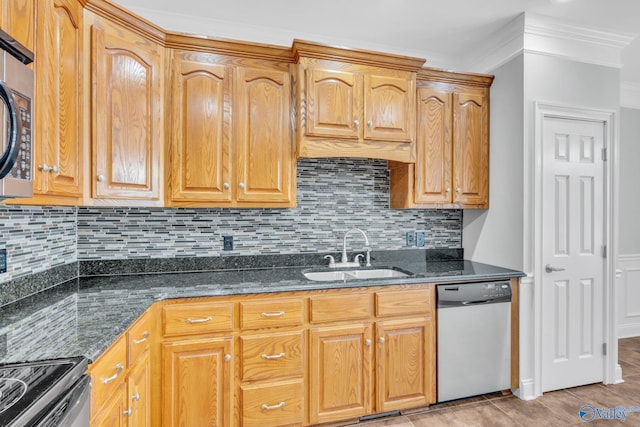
[532, 102, 620, 398]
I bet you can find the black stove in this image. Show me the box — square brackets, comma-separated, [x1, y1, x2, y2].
[0, 357, 88, 427]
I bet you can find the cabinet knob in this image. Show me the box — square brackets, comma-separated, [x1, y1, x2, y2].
[379, 337, 385, 344]
[51, 165, 59, 174]
[456, 187, 461, 193]
[123, 408, 132, 416]
[224, 354, 232, 362]
[365, 339, 372, 347]
[353, 119, 360, 127]
[131, 392, 140, 401]
[97, 174, 105, 182]
[367, 120, 373, 128]
[446, 188, 451, 193]
[238, 182, 245, 189]
[38, 163, 51, 173]
[223, 182, 230, 189]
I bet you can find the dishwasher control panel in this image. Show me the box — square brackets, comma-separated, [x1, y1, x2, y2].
[437, 281, 512, 307]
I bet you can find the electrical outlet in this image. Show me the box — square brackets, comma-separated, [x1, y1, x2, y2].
[416, 231, 425, 247]
[405, 231, 415, 247]
[223, 236, 234, 251]
[0, 248, 6, 274]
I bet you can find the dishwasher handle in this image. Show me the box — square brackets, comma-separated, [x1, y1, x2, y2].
[462, 299, 492, 305]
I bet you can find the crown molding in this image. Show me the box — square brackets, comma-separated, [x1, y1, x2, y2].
[464, 12, 636, 74]
[621, 81, 640, 109]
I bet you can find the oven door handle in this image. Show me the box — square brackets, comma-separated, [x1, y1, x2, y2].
[0, 80, 21, 179]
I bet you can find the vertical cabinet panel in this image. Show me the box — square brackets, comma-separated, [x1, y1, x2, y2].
[2, 0, 34, 52]
[170, 55, 231, 202]
[235, 67, 293, 203]
[309, 324, 372, 424]
[414, 87, 452, 204]
[161, 337, 233, 427]
[364, 74, 414, 143]
[305, 68, 360, 139]
[452, 88, 489, 206]
[91, 19, 162, 200]
[34, 0, 83, 198]
[127, 351, 151, 427]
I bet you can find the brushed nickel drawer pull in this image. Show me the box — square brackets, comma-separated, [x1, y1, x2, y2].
[133, 331, 150, 344]
[185, 316, 212, 324]
[261, 352, 285, 360]
[260, 311, 285, 317]
[102, 363, 124, 384]
[261, 401, 285, 410]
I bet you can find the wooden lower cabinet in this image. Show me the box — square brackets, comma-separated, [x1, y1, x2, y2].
[161, 337, 233, 427]
[309, 323, 373, 424]
[240, 379, 305, 427]
[376, 317, 435, 412]
[91, 381, 127, 427]
[127, 350, 151, 426]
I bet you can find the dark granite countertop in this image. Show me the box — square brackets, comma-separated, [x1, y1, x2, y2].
[0, 253, 524, 365]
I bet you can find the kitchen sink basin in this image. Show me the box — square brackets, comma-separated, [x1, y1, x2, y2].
[303, 267, 411, 282]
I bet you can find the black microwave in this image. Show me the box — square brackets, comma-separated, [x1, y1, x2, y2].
[0, 28, 33, 200]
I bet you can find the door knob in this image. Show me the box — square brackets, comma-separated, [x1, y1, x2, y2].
[545, 264, 566, 273]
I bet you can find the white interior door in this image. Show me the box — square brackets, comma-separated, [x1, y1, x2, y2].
[541, 116, 605, 392]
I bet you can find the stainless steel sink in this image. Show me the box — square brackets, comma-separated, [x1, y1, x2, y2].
[303, 268, 410, 282]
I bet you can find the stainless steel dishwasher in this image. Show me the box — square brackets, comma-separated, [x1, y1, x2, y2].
[437, 280, 511, 402]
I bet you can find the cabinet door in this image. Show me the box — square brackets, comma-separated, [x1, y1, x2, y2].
[235, 66, 293, 204]
[376, 317, 435, 412]
[1, 0, 34, 53]
[92, 382, 127, 427]
[34, 0, 83, 197]
[169, 55, 231, 203]
[452, 87, 489, 206]
[91, 19, 162, 200]
[414, 87, 452, 204]
[309, 324, 372, 424]
[364, 73, 415, 142]
[162, 337, 233, 427]
[127, 350, 150, 427]
[305, 68, 360, 139]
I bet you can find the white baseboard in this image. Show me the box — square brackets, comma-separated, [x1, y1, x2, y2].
[513, 378, 537, 400]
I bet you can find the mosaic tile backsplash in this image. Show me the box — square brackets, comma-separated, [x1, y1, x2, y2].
[0, 206, 77, 284]
[1, 159, 461, 289]
[77, 158, 462, 259]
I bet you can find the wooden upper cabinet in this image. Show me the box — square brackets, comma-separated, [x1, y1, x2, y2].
[31, 0, 83, 200]
[1, 0, 34, 53]
[363, 74, 415, 143]
[305, 68, 360, 140]
[169, 53, 231, 203]
[167, 53, 294, 208]
[389, 71, 493, 210]
[452, 87, 489, 206]
[90, 17, 163, 202]
[235, 66, 293, 205]
[414, 87, 452, 205]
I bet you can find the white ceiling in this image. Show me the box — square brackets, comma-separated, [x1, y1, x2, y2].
[113, 0, 640, 83]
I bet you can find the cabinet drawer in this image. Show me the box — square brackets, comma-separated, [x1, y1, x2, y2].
[88, 336, 127, 414]
[240, 298, 304, 330]
[240, 379, 304, 427]
[128, 311, 151, 365]
[375, 288, 433, 317]
[309, 293, 372, 323]
[240, 331, 304, 381]
[162, 301, 234, 337]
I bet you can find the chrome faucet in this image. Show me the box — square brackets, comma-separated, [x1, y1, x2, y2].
[328, 228, 371, 268]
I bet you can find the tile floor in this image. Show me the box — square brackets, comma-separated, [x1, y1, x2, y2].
[349, 337, 640, 427]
